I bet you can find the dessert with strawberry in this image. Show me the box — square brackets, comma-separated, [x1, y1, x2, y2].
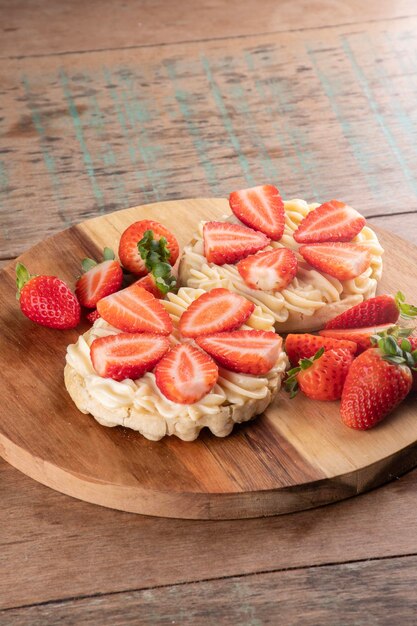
[179, 185, 383, 332]
[64, 286, 288, 441]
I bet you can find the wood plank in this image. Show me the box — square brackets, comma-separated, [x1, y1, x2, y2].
[2, 453, 417, 610]
[2, 18, 417, 257]
[1, 0, 416, 58]
[369, 213, 417, 247]
[3, 554, 417, 625]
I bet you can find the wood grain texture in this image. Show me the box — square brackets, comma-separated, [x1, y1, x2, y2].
[1, 0, 416, 58]
[1, 198, 417, 524]
[3, 555, 417, 625]
[2, 453, 417, 610]
[2, 18, 417, 258]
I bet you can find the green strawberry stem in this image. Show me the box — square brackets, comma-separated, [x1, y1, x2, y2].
[284, 347, 325, 398]
[137, 230, 177, 295]
[81, 247, 116, 273]
[370, 327, 417, 370]
[395, 291, 417, 319]
[15, 262, 33, 299]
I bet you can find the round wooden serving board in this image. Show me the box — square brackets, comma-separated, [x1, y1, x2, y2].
[1, 198, 417, 520]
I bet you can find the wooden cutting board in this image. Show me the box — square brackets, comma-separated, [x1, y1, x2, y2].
[1, 198, 416, 520]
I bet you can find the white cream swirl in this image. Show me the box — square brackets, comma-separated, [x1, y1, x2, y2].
[65, 288, 287, 429]
[178, 199, 384, 330]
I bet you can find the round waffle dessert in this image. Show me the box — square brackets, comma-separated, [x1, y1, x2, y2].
[179, 186, 383, 333]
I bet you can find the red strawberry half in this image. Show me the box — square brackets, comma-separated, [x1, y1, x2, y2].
[325, 291, 417, 329]
[319, 323, 395, 353]
[285, 333, 357, 367]
[97, 283, 173, 335]
[299, 243, 371, 281]
[75, 248, 123, 309]
[237, 248, 298, 291]
[294, 200, 366, 244]
[179, 288, 254, 338]
[90, 333, 170, 381]
[229, 184, 285, 240]
[136, 274, 165, 299]
[196, 330, 282, 375]
[118, 220, 179, 276]
[203, 221, 269, 265]
[154, 343, 219, 404]
[16, 263, 81, 330]
[285, 346, 354, 401]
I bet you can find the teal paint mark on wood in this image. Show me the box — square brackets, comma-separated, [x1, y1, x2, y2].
[306, 45, 381, 199]
[165, 60, 221, 195]
[21, 75, 69, 224]
[342, 36, 417, 197]
[244, 51, 302, 187]
[59, 70, 105, 211]
[200, 55, 255, 186]
[244, 50, 320, 201]
[117, 72, 165, 201]
[103, 67, 155, 203]
[80, 74, 129, 209]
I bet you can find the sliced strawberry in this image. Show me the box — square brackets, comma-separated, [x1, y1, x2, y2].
[285, 333, 357, 366]
[203, 221, 269, 265]
[136, 274, 164, 299]
[325, 292, 417, 329]
[90, 333, 170, 382]
[294, 200, 366, 244]
[75, 257, 123, 309]
[319, 323, 395, 353]
[154, 344, 218, 404]
[299, 243, 371, 281]
[196, 330, 282, 375]
[179, 288, 255, 338]
[97, 283, 173, 335]
[229, 184, 285, 240]
[118, 220, 179, 276]
[237, 248, 298, 291]
[86, 309, 101, 324]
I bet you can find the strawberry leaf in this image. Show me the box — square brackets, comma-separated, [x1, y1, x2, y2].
[137, 230, 177, 296]
[15, 262, 32, 299]
[395, 291, 417, 319]
[81, 257, 97, 272]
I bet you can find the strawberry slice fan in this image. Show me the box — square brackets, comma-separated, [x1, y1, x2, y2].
[64, 284, 288, 441]
[179, 185, 384, 334]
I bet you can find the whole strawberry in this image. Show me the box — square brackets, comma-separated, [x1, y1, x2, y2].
[285, 346, 354, 401]
[341, 334, 415, 430]
[325, 291, 417, 329]
[16, 263, 81, 329]
[75, 247, 123, 309]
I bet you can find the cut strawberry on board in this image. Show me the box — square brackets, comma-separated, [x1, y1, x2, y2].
[154, 343, 219, 404]
[299, 242, 371, 281]
[237, 248, 298, 291]
[203, 221, 269, 265]
[16, 263, 81, 330]
[90, 333, 170, 382]
[229, 184, 285, 240]
[97, 283, 173, 335]
[324, 291, 417, 329]
[118, 220, 179, 276]
[75, 248, 123, 309]
[179, 288, 255, 338]
[341, 335, 415, 429]
[285, 346, 354, 401]
[294, 200, 366, 244]
[196, 330, 282, 375]
[285, 333, 357, 367]
[319, 323, 395, 353]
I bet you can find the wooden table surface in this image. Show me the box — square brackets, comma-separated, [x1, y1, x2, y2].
[1, 1, 417, 623]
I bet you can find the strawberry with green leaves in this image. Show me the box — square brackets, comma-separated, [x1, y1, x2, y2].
[341, 332, 417, 430]
[75, 248, 123, 309]
[16, 263, 81, 330]
[324, 291, 417, 329]
[118, 219, 179, 277]
[285, 346, 354, 401]
[135, 228, 177, 296]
